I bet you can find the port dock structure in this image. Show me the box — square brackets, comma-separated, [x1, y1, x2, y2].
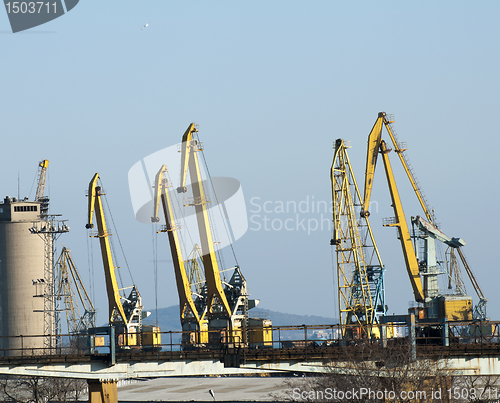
[2, 321, 500, 402]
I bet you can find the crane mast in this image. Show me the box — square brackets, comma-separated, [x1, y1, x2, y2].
[86, 173, 129, 326]
[55, 247, 96, 334]
[152, 165, 208, 344]
[86, 173, 148, 348]
[172, 123, 267, 346]
[362, 112, 485, 321]
[379, 141, 425, 303]
[331, 139, 386, 338]
[35, 159, 50, 215]
[177, 124, 232, 325]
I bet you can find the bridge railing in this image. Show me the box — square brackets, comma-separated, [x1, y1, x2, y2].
[0, 333, 105, 358]
[2, 320, 500, 359]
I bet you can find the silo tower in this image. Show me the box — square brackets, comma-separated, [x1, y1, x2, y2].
[0, 161, 69, 356]
[0, 197, 46, 355]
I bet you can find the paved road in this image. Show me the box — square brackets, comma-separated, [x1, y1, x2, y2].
[114, 376, 292, 401]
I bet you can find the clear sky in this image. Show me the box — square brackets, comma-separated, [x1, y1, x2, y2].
[1, 1, 499, 327]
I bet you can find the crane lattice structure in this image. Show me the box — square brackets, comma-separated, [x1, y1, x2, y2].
[55, 247, 96, 335]
[30, 218, 70, 349]
[331, 139, 385, 338]
[382, 116, 436, 225]
[362, 112, 487, 320]
[30, 159, 70, 350]
[186, 244, 206, 298]
[35, 159, 50, 215]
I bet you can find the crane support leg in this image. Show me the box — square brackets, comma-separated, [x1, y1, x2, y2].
[88, 380, 118, 403]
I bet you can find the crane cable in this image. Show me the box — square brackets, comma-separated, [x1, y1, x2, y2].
[28, 170, 37, 200]
[47, 168, 50, 204]
[199, 146, 228, 278]
[151, 223, 158, 325]
[158, 167, 206, 302]
[156, 168, 203, 301]
[101, 195, 125, 294]
[99, 179, 135, 287]
[86, 224, 96, 307]
[331, 244, 338, 332]
[198, 137, 239, 268]
[166, 168, 196, 256]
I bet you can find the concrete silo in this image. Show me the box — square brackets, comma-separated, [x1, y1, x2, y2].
[0, 197, 48, 355]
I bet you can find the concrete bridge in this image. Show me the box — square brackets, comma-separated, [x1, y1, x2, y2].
[1, 321, 499, 402]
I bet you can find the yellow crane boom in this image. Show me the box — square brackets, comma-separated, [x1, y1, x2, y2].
[152, 165, 205, 326]
[86, 173, 128, 325]
[35, 159, 50, 215]
[379, 141, 425, 303]
[361, 115, 384, 217]
[35, 159, 49, 201]
[177, 124, 232, 319]
[362, 112, 485, 320]
[362, 112, 435, 225]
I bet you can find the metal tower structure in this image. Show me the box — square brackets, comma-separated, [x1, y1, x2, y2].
[331, 139, 386, 338]
[30, 217, 70, 349]
[35, 159, 50, 215]
[55, 247, 96, 335]
[186, 244, 206, 298]
[30, 159, 69, 350]
[362, 112, 486, 322]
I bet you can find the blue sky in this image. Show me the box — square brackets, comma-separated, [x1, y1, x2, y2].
[1, 1, 499, 327]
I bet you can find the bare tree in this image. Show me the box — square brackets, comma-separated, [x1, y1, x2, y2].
[0, 376, 87, 403]
[450, 375, 500, 403]
[278, 339, 450, 402]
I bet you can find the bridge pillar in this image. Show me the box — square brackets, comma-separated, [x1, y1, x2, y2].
[408, 313, 416, 361]
[442, 318, 449, 347]
[380, 325, 387, 348]
[88, 380, 118, 403]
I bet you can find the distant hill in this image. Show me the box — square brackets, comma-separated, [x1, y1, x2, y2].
[143, 305, 337, 331]
[250, 308, 338, 327]
[143, 305, 182, 331]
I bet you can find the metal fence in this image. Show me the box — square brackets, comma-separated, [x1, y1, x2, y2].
[1, 320, 499, 359]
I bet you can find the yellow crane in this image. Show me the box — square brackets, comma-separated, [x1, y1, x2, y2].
[362, 113, 434, 224]
[35, 159, 50, 214]
[152, 165, 208, 345]
[173, 123, 269, 346]
[379, 140, 425, 303]
[177, 124, 233, 323]
[362, 113, 484, 321]
[331, 139, 386, 338]
[86, 173, 160, 348]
